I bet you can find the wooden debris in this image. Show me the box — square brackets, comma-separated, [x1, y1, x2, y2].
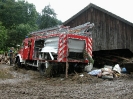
[0, 54, 10, 65]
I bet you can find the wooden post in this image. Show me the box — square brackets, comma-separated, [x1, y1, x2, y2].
[66, 62, 69, 78]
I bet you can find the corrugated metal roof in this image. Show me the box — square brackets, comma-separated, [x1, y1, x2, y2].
[63, 3, 133, 27]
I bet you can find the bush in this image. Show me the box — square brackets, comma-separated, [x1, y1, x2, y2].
[0, 51, 4, 54]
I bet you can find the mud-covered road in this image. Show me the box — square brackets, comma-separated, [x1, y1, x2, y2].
[0, 64, 133, 99]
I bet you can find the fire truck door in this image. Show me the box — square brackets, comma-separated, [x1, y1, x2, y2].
[23, 40, 29, 60]
[28, 39, 32, 59]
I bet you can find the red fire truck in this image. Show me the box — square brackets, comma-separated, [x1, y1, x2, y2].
[15, 22, 94, 76]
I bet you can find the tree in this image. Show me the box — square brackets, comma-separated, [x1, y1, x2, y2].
[39, 5, 62, 29]
[0, 1, 62, 50]
[0, 0, 38, 48]
[0, 22, 7, 50]
[0, 0, 38, 29]
[5, 23, 34, 47]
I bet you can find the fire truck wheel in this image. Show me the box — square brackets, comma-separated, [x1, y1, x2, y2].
[14, 58, 21, 70]
[16, 58, 21, 67]
[39, 63, 46, 76]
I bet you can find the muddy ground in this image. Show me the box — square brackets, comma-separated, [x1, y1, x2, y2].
[0, 64, 133, 99]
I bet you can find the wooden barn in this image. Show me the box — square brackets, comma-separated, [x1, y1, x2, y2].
[63, 3, 133, 68]
[63, 3, 133, 54]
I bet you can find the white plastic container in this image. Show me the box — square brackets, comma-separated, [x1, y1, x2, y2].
[85, 63, 93, 72]
[113, 64, 121, 74]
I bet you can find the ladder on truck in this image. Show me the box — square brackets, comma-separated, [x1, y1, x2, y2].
[29, 22, 94, 37]
[69, 22, 94, 37]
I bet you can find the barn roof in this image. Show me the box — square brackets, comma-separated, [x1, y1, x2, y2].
[63, 3, 133, 27]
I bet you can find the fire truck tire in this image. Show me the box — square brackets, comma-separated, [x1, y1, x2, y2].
[39, 63, 46, 76]
[16, 58, 21, 67]
[14, 58, 21, 70]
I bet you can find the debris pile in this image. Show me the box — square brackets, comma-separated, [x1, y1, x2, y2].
[0, 54, 10, 64]
[86, 63, 123, 80]
[93, 49, 133, 73]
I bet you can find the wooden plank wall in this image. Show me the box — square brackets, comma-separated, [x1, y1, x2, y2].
[64, 7, 133, 53]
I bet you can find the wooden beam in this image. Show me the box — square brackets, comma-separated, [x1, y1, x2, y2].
[65, 62, 69, 78]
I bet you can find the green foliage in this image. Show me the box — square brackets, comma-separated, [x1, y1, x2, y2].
[5, 23, 38, 47]
[0, 22, 7, 50]
[0, 0, 38, 29]
[0, 1, 62, 51]
[0, 0, 38, 49]
[39, 5, 62, 29]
